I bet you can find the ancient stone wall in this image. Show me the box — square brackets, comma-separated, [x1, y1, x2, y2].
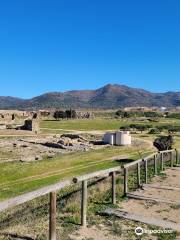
[20, 119, 39, 133]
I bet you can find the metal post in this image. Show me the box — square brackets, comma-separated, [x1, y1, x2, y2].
[137, 162, 141, 187]
[124, 167, 128, 196]
[154, 154, 157, 175]
[49, 192, 57, 240]
[111, 172, 116, 204]
[81, 180, 87, 227]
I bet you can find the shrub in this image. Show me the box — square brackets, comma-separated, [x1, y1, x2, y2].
[153, 135, 174, 151]
[148, 128, 161, 134]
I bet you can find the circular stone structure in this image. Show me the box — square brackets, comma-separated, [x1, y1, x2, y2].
[103, 131, 131, 146]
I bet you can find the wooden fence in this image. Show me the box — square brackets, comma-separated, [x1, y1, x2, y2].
[0, 149, 179, 240]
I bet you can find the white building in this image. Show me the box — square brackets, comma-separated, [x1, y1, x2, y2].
[103, 131, 131, 146]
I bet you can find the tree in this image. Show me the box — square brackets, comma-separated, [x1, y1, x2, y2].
[136, 125, 146, 133]
[33, 113, 38, 119]
[53, 111, 59, 120]
[129, 124, 152, 133]
[119, 126, 130, 131]
[124, 111, 130, 118]
[65, 109, 77, 119]
[54, 109, 77, 120]
[144, 111, 162, 118]
[53, 111, 65, 120]
[115, 110, 124, 117]
[115, 110, 130, 118]
[71, 109, 77, 119]
[58, 111, 66, 119]
[12, 114, 15, 120]
[153, 135, 174, 151]
[129, 124, 137, 130]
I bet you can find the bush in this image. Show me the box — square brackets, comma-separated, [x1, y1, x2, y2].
[153, 135, 174, 151]
[144, 111, 162, 118]
[129, 124, 152, 132]
[115, 110, 162, 118]
[157, 125, 180, 133]
[53, 109, 77, 120]
[65, 109, 77, 119]
[148, 128, 161, 134]
[119, 126, 131, 131]
[115, 110, 130, 118]
[166, 112, 180, 119]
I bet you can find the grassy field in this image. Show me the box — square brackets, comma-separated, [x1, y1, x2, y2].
[0, 144, 152, 200]
[0, 117, 179, 200]
[40, 118, 128, 131]
[40, 118, 180, 132]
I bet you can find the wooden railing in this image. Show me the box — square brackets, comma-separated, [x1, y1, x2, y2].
[123, 148, 179, 196]
[0, 149, 179, 240]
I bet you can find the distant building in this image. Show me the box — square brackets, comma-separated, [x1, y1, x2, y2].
[160, 107, 167, 112]
[103, 131, 131, 146]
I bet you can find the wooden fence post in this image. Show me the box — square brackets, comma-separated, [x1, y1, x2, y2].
[160, 153, 164, 171]
[154, 154, 157, 175]
[49, 192, 57, 240]
[124, 167, 128, 196]
[81, 180, 87, 227]
[144, 160, 148, 184]
[170, 151, 173, 168]
[137, 162, 141, 187]
[176, 149, 179, 165]
[111, 172, 116, 205]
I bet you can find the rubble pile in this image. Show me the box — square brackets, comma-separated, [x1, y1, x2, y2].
[0, 134, 96, 162]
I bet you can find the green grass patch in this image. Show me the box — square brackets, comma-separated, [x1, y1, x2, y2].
[0, 145, 141, 200]
[40, 118, 180, 132]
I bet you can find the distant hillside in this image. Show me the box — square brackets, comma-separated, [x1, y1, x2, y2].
[0, 84, 180, 109]
[0, 97, 26, 109]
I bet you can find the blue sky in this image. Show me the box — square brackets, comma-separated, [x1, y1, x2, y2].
[0, 0, 180, 98]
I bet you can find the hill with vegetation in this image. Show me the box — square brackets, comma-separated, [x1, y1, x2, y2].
[0, 84, 180, 109]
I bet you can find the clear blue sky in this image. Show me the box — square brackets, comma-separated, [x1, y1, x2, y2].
[1, 0, 180, 98]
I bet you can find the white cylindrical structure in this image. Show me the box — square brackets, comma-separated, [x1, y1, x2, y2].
[103, 131, 131, 146]
[116, 131, 131, 146]
[109, 133, 115, 145]
[103, 132, 115, 145]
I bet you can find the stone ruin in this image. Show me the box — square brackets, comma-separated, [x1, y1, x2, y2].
[15, 112, 39, 133]
[76, 112, 93, 119]
[18, 119, 39, 133]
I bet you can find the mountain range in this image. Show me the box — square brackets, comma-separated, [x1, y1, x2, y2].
[0, 84, 180, 109]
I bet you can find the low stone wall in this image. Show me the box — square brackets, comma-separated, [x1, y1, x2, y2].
[0, 124, 6, 130]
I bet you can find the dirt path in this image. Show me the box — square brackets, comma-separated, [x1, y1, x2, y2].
[118, 168, 180, 230]
[70, 168, 180, 240]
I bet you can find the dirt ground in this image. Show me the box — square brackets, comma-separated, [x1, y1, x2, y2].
[0, 133, 98, 162]
[70, 168, 180, 240]
[0, 128, 152, 163]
